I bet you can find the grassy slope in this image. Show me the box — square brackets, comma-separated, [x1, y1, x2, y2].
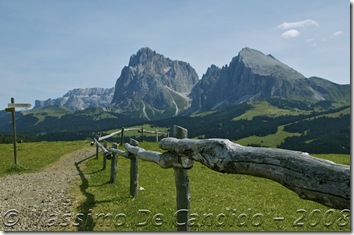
[235, 125, 301, 147]
[233, 102, 349, 148]
[69, 141, 350, 232]
[233, 101, 303, 147]
[232, 101, 309, 121]
[22, 106, 72, 123]
[0, 140, 88, 177]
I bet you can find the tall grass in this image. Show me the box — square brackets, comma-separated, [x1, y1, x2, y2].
[69, 141, 350, 232]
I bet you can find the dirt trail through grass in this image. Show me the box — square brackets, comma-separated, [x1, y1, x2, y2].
[0, 146, 96, 231]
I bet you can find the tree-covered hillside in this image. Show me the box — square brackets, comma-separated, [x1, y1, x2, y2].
[0, 99, 350, 154]
[151, 99, 350, 154]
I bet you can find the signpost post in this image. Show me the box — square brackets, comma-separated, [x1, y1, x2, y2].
[5, 98, 32, 166]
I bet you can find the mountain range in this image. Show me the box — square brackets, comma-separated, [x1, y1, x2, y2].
[34, 87, 115, 111]
[187, 47, 349, 114]
[33, 47, 350, 119]
[1, 47, 350, 153]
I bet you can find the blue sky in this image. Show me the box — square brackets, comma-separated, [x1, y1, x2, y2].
[0, 0, 350, 109]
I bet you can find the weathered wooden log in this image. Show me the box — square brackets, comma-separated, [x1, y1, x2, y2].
[123, 144, 193, 169]
[95, 135, 99, 159]
[102, 141, 107, 170]
[120, 127, 125, 145]
[110, 143, 119, 184]
[111, 147, 129, 158]
[172, 125, 191, 232]
[155, 128, 159, 142]
[98, 128, 139, 141]
[137, 128, 162, 142]
[98, 130, 121, 141]
[159, 137, 350, 210]
[129, 138, 139, 198]
[92, 137, 112, 160]
[140, 126, 144, 142]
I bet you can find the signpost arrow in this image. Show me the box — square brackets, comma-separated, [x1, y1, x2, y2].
[5, 107, 15, 112]
[8, 103, 32, 109]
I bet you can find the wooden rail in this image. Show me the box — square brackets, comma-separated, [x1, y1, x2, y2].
[91, 125, 350, 231]
[92, 126, 165, 161]
[121, 137, 350, 210]
[98, 127, 167, 142]
[98, 127, 140, 141]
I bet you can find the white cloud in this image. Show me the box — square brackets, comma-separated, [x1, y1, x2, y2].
[277, 19, 319, 30]
[281, 29, 301, 39]
[333, 31, 343, 37]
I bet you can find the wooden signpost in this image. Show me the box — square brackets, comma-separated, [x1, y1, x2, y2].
[5, 98, 32, 166]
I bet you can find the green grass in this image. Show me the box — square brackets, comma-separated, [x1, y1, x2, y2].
[233, 101, 308, 121]
[93, 112, 117, 121]
[320, 107, 350, 118]
[0, 140, 88, 177]
[69, 141, 350, 232]
[233, 106, 350, 148]
[312, 154, 351, 166]
[236, 125, 301, 147]
[22, 106, 71, 123]
[191, 110, 218, 117]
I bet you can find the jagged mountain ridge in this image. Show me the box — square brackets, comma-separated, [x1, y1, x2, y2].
[111, 47, 199, 120]
[33, 47, 349, 118]
[34, 87, 115, 111]
[187, 47, 350, 114]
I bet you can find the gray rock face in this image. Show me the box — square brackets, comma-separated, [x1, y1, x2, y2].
[34, 87, 115, 111]
[188, 47, 349, 114]
[111, 47, 199, 120]
[33, 47, 349, 117]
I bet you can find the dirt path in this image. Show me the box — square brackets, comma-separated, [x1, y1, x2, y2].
[0, 146, 96, 231]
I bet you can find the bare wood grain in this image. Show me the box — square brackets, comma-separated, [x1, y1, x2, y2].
[159, 137, 350, 210]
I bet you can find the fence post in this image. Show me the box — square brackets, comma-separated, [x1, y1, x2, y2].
[129, 138, 139, 198]
[102, 141, 107, 170]
[173, 125, 190, 231]
[110, 143, 119, 184]
[155, 128, 159, 142]
[95, 135, 99, 159]
[141, 126, 144, 142]
[120, 127, 125, 146]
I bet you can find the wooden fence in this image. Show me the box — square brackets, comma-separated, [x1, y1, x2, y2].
[96, 126, 167, 142]
[92, 125, 350, 231]
[92, 126, 167, 170]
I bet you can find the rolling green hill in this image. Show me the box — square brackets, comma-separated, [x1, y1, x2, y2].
[0, 106, 145, 141]
[151, 99, 350, 154]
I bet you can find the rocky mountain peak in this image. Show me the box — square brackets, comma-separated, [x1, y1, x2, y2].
[187, 47, 349, 114]
[128, 47, 159, 67]
[33, 46, 349, 119]
[235, 47, 305, 80]
[204, 64, 220, 76]
[111, 48, 199, 120]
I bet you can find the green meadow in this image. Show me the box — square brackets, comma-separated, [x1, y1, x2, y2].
[0, 140, 350, 232]
[235, 125, 301, 148]
[68, 141, 350, 232]
[0, 141, 87, 177]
